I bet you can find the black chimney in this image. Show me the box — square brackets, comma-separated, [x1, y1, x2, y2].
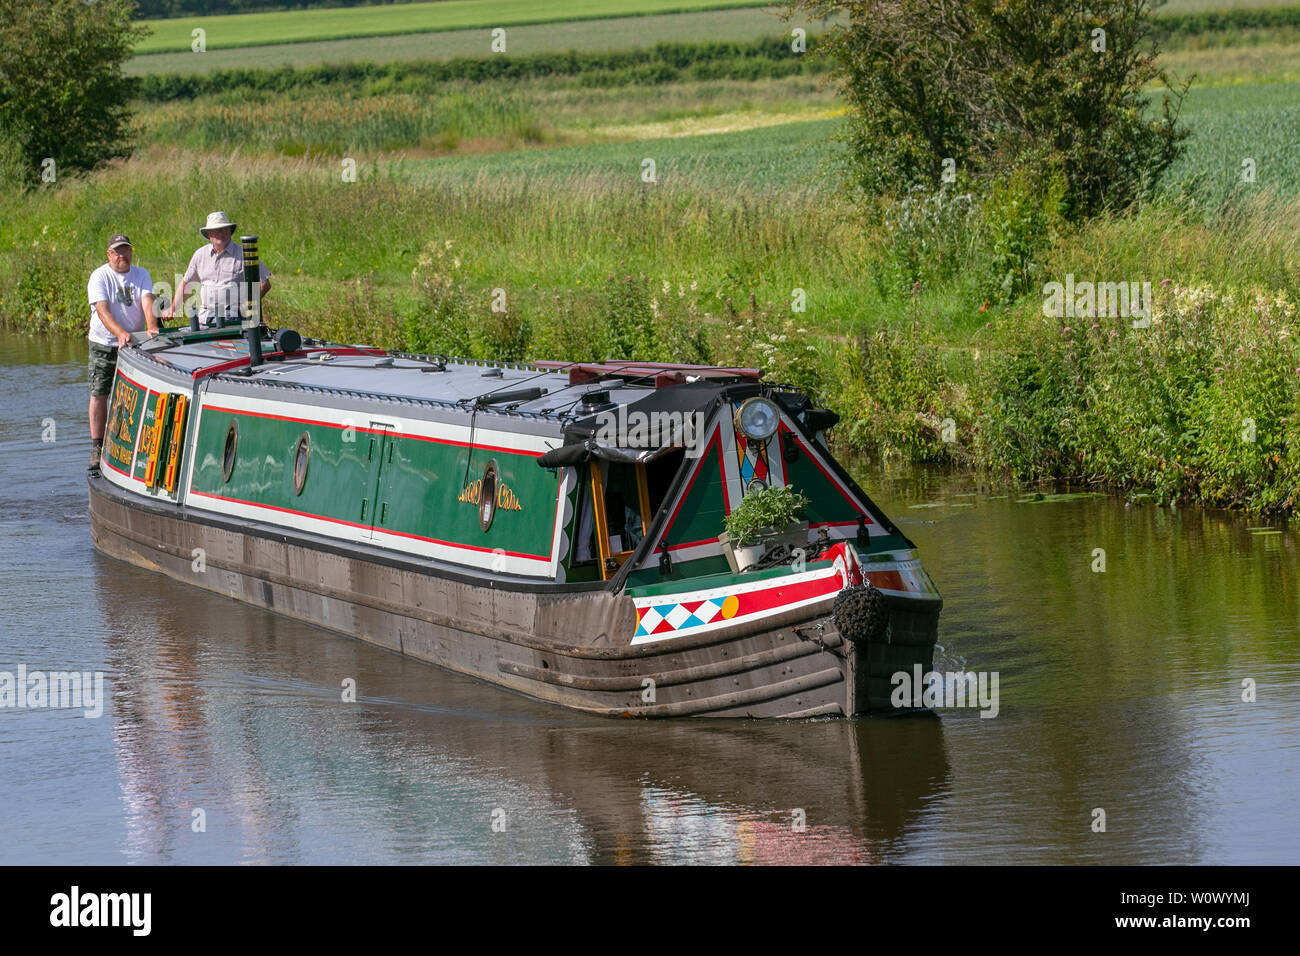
[240, 234, 263, 367]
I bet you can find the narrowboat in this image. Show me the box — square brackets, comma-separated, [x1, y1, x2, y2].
[87, 245, 941, 718]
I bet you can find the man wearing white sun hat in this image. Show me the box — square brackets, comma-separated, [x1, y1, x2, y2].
[163, 211, 272, 327]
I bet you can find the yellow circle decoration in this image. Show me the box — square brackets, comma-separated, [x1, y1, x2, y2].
[721, 595, 739, 619]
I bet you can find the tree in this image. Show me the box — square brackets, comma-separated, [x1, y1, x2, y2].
[785, 0, 1190, 219]
[0, 0, 147, 188]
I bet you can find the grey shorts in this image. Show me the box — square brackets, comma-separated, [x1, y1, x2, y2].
[88, 342, 118, 396]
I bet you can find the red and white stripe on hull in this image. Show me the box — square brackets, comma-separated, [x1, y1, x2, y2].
[631, 543, 864, 646]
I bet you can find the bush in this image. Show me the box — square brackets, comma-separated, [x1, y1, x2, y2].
[874, 183, 978, 298]
[406, 240, 474, 356]
[835, 323, 961, 462]
[977, 165, 1068, 303]
[0, 0, 146, 188]
[793, 0, 1189, 219]
[712, 303, 822, 401]
[972, 284, 1300, 511]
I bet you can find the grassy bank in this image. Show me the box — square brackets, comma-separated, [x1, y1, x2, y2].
[5, 143, 1300, 510]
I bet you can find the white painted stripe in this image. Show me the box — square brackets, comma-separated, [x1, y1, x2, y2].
[632, 564, 842, 609]
[185, 491, 554, 577]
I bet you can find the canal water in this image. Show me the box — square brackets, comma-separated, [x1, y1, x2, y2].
[1, 330, 1297, 864]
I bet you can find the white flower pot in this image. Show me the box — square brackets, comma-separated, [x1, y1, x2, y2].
[719, 521, 810, 573]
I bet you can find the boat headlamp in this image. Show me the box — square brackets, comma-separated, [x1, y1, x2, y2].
[735, 397, 780, 443]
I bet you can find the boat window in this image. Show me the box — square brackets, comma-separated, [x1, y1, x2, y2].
[645, 448, 685, 515]
[292, 433, 310, 495]
[574, 476, 597, 564]
[222, 420, 238, 482]
[479, 460, 498, 532]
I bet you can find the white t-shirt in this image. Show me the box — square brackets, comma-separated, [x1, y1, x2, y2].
[88, 263, 153, 346]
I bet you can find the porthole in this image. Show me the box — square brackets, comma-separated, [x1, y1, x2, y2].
[222, 420, 238, 482]
[479, 459, 498, 532]
[292, 432, 310, 495]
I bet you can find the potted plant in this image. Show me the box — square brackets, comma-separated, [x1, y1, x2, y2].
[719, 485, 811, 572]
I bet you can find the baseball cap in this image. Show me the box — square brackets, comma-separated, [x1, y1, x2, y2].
[108, 234, 132, 249]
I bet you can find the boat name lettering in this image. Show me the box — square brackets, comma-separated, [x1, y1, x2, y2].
[458, 478, 523, 512]
[107, 377, 144, 469]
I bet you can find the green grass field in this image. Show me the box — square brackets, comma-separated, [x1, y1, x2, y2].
[134, 0, 771, 54]
[130, 0, 1300, 58]
[1163, 81, 1300, 201]
[409, 113, 843, 190]
[127, 7, 823, 75]
[136, 74, 837, 156]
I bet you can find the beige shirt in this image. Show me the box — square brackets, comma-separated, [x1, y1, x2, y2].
[182, 242, 271, 324]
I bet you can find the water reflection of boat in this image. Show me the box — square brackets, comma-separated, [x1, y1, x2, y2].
[89, 256, 939, 716]
[98, 574, 951, 863]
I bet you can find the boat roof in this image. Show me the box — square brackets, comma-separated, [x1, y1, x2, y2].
[130, 327, 768, 425]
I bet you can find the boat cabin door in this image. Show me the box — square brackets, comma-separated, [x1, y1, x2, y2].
[361, 421, 396, 536]
[587, 460, 651, 580]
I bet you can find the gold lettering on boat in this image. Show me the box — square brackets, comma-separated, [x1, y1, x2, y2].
[458, 478, 522, 511]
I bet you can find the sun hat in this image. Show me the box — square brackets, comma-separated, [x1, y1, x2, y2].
[200, 211, 237, 237]
[108, 234, 132, 249]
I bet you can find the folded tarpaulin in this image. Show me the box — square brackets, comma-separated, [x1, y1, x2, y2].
[536, 439, 682, 469]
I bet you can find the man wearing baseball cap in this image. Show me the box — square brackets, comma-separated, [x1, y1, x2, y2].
[163, 211, 271, 327]
[88, 234, 158, 471]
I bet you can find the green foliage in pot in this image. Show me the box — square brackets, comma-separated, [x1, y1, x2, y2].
[723, 485, 809, 547]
